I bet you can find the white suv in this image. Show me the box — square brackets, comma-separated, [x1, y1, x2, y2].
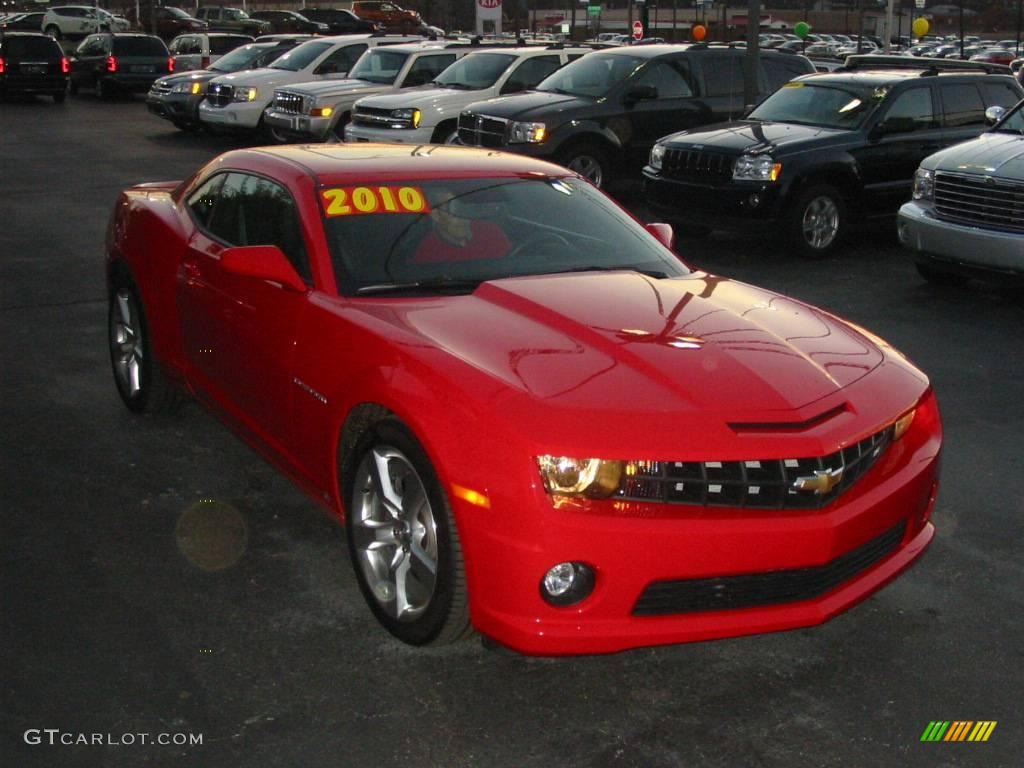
[43, 6, 130, 40]
[198, 33, 420, 135]
[344, 46, 591, 145]
[264, 41, 485, 142]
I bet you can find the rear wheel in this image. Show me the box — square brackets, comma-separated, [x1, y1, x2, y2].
[53, 89, 67, 104]
[97, 78, 114, 100]
[789, 183, 846, 257]
[68, 79, 79, 95]
[344, 418, 471, 646]
[558, 142, 611, 188]
[45, 25, 61, 41]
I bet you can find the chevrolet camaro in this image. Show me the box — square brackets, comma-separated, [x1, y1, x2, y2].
[106, 144, 941, 655]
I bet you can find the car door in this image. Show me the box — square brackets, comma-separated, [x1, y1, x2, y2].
[178, 171, 313, 456]
[71, 35, 108, 89]
[315, 42, 369, 78]
[618, 57, 705, 169]
[938, 80, 1004, 147]
[855, 84, 942, 215]
[498, 54, 561, 95]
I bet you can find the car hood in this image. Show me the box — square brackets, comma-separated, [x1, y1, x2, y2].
[282, 76, 386, 98]
[211, 66, 306, 88]
[466, 89, 592, 120]
[357, 86, 489, 112]
[921, 131, 1024, 176]
[155, 70, 217, 87]
[366, 271, 885, 416]
[661, 120, 850, 154]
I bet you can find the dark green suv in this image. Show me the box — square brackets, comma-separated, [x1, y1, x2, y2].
[69, 33, 172, 98]
[457, 44, 815, 188]
[643, 56, 1023, 256]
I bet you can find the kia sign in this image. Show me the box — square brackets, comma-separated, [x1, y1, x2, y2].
[476, 0, 501, 34]
[632, 20, 643, 41]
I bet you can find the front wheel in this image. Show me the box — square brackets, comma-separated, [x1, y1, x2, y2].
[558, 143, 611, 188]
[789, 184, 846, 257]
[344, 419, 471, 646]
[431, 121, 459, 145]
[108, 276, 183, 414]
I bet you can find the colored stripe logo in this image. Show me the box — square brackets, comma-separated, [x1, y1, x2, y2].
[921, 721, 997, 742]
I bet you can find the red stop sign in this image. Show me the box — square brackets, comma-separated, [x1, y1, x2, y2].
[632, 20, 644, 41]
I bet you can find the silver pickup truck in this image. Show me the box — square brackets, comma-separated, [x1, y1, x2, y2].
[898, 100, 1024, 285]
[264, 41, 480, 142]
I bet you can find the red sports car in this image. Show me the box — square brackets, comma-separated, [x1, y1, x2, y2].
[106, 145, 941, 655]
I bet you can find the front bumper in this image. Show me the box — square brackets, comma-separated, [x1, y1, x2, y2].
[458, 391, 941, 655]
[105, 73, 165, 94]
[643, 168, 789, 234]
[198, 98, 266, 130]
[264, 108, 331, 141]
[1, 74, 67, 96]
[146, 92, 202, 125]
[344, 122, 433, 144]
[898, 201, 1024, 276]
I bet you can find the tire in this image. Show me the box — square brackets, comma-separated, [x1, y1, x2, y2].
[108, 275, 184, 414]
[45, 25, 61, 41]
[53, 90, 66, 104]
[171, 119, 200, 132]
[558, 142, 611, 188]
[431, 121, 459, 145]
[916, 261, 967, 286]
[343, 417, 471, 646]
[97, 78, 114, 100]
[328, 112, 351, 143]
[68, 79, 79, 95]
[789, 183, 846, 257]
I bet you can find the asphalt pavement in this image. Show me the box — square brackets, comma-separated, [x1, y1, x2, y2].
[1, 93, 1022, 768]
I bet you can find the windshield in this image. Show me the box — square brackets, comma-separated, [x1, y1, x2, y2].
[322, 176, 689, 296]
[348, 48, 409, 84]
[434, 52, 516, 89]
[224, 9, 249, 21]
[748, 81, 882, 129]
[993, 102, 1024, 134]
[210, 43, 267, 72]
[269, 40, 331, 71]
[537, 53, 644, 98]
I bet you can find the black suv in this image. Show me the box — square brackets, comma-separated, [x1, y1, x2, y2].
[69, 33, 172, 98]
[301, 8, 379, 35]
[0, 32, 69, 102]
[457, 44, 815, 188]
[644, 56, 1024, 256]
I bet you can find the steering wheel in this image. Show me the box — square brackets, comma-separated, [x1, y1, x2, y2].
[506, 231, 574, 261]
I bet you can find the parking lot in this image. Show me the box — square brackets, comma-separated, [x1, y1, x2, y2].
[1, 93, 1021, 767]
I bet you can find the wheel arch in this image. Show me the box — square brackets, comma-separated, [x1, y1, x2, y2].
[783, 161, 863, 218]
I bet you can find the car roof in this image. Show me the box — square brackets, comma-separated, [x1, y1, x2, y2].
[207, 144, 571, 185]
[795, 69, 1007, 86]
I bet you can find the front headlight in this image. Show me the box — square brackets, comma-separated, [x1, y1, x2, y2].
[390, 108, 421, 128]
[233, 87, 258, 102]
[733, 154, 782, 182]
[172, 81, 204, 95]
[649, 142, 666, 171]
[508, 120, 547, 144]
[912, 168, 935, 201]
[537, 456, 625, 498]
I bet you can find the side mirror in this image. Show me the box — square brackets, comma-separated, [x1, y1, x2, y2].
[645, 222, 675, 250]
[220, 245, 307, 292]
[624, 84, 658, 105]
[985, 105, 1006, 126]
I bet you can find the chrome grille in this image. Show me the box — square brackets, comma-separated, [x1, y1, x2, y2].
[662, 148, 734, 182]
[273, 90, 306, 115]
[149, 81, 172, 95]
[934, 171, 1024, 232]
[457, 111, 507, 147]
[633, 521, 906, 616]
[206, 83, 234, 107]
[616, 427, 892, 510]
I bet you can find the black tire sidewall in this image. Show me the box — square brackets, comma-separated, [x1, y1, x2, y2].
[790, 184, 845, 257]
[558, 142, 610, 188]
[108, 278, 153, 413]
[343, 419, 463, 646]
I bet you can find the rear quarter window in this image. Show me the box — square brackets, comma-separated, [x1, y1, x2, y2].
[939, 82, 986, 127]
[113, 37, 169, 57]
[3, 36, 63, 59]
[700, 55, 745, 97]
[980, 80, 1022, 109]
[209, 36, 250, 55]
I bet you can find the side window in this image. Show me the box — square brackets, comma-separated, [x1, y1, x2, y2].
[940, 83, 985, 128]
[79, 37, 106, 56]
[404, 53, 456, 87]
[880, 87, 935, 131]
[980, 81, 1021, 109]
[701, 56, 745, 97]
[317, 43, 368, 75]
[761, 57, 809, 92]
[237, 176, 311, 281]
[204, 173, 246, 245]
[634, 60, 693, 99]
[187, 174, 227, 230]
[503, 55, 560, 94]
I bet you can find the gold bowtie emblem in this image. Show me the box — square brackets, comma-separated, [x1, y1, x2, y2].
[792, 467, 844, 495]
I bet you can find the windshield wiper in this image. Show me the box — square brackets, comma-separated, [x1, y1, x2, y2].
[355, 279, 484, 296]
[542, 266, 670, 279]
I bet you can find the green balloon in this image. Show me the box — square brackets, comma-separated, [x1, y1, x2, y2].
[795, 21, 811, 39]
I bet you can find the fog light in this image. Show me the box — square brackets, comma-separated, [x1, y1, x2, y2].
[540, 561, 595, 606]
[748, 193, 761, 208]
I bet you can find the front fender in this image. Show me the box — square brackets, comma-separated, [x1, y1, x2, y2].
[547, 120, 623, 155]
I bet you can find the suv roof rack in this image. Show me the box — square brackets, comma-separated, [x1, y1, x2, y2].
[841, 54, 1011, 76]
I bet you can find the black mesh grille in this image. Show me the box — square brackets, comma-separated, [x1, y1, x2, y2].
[273, 91, 305, 115]
[352, 106, 397, 126]
[457, 111, 506, 147]
[206, 83, 234, 107]
[632, 521, 906, 616]
[662, 148, 735, 181]
[934, 171, 1024, 232]
[616, 428, 892, 510]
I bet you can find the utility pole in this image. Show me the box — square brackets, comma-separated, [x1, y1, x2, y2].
[743, 0, 760, 109]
